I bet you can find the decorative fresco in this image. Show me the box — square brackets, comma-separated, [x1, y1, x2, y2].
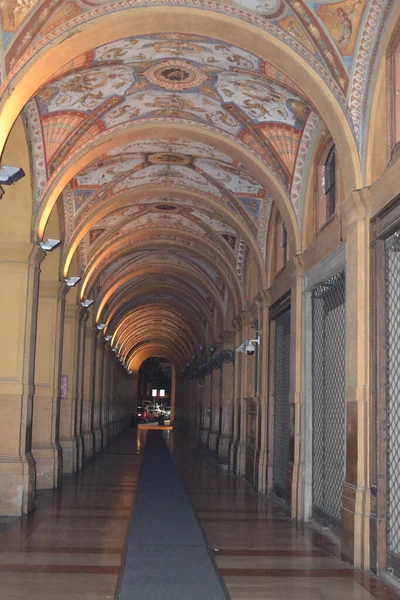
[2, 0, 376, 89]
[30, 34, 315, 191]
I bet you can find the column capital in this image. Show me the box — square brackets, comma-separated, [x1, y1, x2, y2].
[340, 188, 372, 237]
[254, 289, 270, 308]
[0, 241, 45, 264]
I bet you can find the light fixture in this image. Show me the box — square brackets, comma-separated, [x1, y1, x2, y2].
[209, 344, 216, 355]
[159, 389, 165, 397]
[0, 166, 25, 185]
[104, 334, 112, 341]
[128, 370, 132, 374]
[65, 276, 81, 287]
[152, 389, 158, 397]
[111, 347, 117, 352]
[96, 323, 106, 330]
[39, 238, 61, 252]
[80, 298, 94, 308]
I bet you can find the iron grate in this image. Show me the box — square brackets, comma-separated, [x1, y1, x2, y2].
[273, 309, 291, 499]
[386, 232, 400, 559]
[312, 271, 346, 523]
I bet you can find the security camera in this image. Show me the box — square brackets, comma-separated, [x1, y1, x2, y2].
[235, 336, 261, 355]
[39, 238, 61, 252]
[245, 342, 256, 356]
[0, 166, 25, 185]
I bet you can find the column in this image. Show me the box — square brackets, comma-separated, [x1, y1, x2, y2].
[75, 308, 88, 469]
[230, 319, 243, 472]
[0, 243, 43, 514]
[59, 302, 81, 473]
[233, 319, 248, 477]
[32, 281, 66, 488]
[217, 356, 235, 460]
[92, 332, 104, 452]
[101, 346, 111, 448]
[254, 294, 269, 494]
[341, 190, 371, 568]
[289, 258, 304, 518]
[208, 366, 221, 451]
[200, 373, 211, 445]
[82, 315, 95, 460]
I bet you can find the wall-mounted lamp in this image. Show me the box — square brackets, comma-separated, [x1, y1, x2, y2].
[0, 166, 25, 185]
[96, 323, 106, 330]
[104, 334, 112, 341]
[39, 238, 61, 252]
[81, 298, 94, 308]
[65, 276, 81, 287]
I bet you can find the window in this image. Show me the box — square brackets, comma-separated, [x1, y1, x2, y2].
[316, 141, 337, 231]
[275, 213, 289, 274]
[282, 222, 288, 266]
[324, 145, 336, 220]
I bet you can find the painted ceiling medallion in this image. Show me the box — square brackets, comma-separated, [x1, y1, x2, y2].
[143, 59, 208, 91]
[148, 153, 191, 166]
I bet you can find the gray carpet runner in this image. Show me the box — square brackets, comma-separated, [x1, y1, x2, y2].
[116, 430, 230, 600]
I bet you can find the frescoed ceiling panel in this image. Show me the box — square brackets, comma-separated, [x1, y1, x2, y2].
[30, 34, 316, 192]
[4, 0, 395, 368]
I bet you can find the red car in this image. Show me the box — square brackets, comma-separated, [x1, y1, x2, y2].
[136, 405, 148, 423]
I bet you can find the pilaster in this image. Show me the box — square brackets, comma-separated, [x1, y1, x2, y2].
[340, 189, 372, 569]
[82, 314, 95, 460]
[32, 281, 66, 489]
[0, 243, 44, 514]
[92, 333, 104, 452]
[59, 302, 81, 473]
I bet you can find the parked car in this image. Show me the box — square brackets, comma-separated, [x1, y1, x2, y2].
[147, 405, 162, 421]
[136, 405, 148, 423]
[162, 406, 171, 420]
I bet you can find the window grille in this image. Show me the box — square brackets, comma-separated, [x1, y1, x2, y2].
[312, 271, 346, 529]
[273, 309, 291, 502]
[385, 231, 400, 565]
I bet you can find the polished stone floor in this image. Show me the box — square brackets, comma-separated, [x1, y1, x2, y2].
[0, 428, 399, 599]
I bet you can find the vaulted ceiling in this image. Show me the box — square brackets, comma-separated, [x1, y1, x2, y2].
[0, 0, 394, 372]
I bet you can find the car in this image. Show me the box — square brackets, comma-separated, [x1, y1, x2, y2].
[147, 405, 162, 421]
[136, 405, 148, 423]
[162, 406, 171, 420]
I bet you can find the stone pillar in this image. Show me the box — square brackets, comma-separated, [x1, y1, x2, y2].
[32, 281, 66, 489]
[101, 346, 111, 448]
[208, 367, 221, 451]
[232, 318, 248, 476]
[75, 308, 88, 469]
[0, 243, 43, 514]
[170, 370, 176, 426]
[92, 333, 104, 452]
[340, 191, 371, 569]
[289, 258, 304, 518]
[254, 293, 269, 494]
[217, 358, 234, 460]
[200, 374, 211, 445]
[59, 302, 81, 473]
[82, 316, 95, 460]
